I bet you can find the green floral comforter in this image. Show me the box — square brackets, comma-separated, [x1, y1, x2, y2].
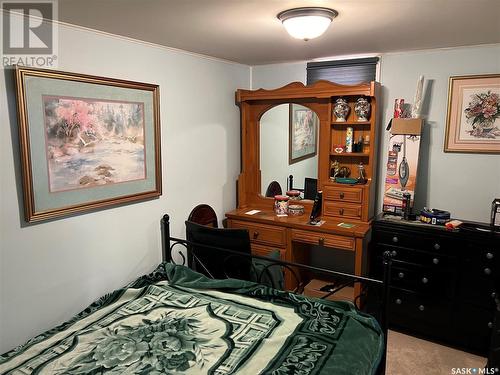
[0, 263, 383, 375]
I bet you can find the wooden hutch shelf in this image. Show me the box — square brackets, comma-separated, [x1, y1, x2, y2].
[226, 80, 380, 296]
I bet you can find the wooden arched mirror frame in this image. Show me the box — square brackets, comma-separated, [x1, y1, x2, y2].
[235, 80, 379, 213]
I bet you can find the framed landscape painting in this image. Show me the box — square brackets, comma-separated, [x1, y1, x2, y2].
[15, 66, 161, 222]
[288, 104, 318, 164]
[444, 74, 500, 153]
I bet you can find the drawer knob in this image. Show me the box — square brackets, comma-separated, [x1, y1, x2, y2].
[396, 298, 402, 305]
[422, 277, 429, 284]
[488, 322, 493, 329]
[391, 250, 398, 257]
[392, 236, 399, 243]
[339, 192, 345, 199]
[253, 231, 259, 239]
[433, 243, 440, 250]
[318, 237, 325, 246]
[398, 272, 405, 279]
[484, 268, 492, 276]
[486, 252, 494, 260]
[339, 208, 344, 215]
[419, 305, 425, 311]
[432, 258, 439, 265]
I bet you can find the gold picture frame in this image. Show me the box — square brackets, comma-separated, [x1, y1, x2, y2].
[444, 74, 500, 153]
[15, 66, 162, 222]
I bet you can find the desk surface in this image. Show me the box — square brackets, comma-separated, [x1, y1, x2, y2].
[226, 208, 371, 238]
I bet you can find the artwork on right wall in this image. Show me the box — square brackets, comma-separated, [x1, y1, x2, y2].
[444, 73, 500, 153]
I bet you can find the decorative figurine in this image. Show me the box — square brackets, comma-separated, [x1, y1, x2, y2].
[333, 98, 350, 122]
[355, 97, 371, 121]
[357, 162, 367, 184]
[330, 160, 340, 181]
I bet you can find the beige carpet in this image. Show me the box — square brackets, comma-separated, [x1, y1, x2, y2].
[387, 330, 487, 375]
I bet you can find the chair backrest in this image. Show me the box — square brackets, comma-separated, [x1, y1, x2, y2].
[185, 221, 252, 280]
[265, 181, 282, 197]
[303, 178, 318, 200]
[188, 204, 218, 228]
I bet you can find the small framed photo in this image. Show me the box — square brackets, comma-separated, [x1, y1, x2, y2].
[15, 66, 162, 222]
[444, 74, 500, 153]
[288, 104, 318, 164]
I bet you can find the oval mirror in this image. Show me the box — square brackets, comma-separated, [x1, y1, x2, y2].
[260, 103, 319, 199]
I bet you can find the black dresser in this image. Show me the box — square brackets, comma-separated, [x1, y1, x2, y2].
[370, 215, 500, 355]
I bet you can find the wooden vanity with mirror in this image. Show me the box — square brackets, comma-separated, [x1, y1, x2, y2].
[225, 80, 380, 298]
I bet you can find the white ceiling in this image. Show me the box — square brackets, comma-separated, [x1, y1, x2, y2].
[58, 0, 500, 65]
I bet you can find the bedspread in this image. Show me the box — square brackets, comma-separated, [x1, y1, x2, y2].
[0, 263, 383, 374]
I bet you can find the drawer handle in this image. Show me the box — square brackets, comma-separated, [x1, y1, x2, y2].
[395, 298, 402, 305]
[339, 208, 344, 215]
[318, 237, 325, 246]
[484, 268, 492, 275]
[398, 272, 405, 279]
[392, 236, 398, 243]
[391, 250, 398, 257]
[422, 277, 429, 284]
[488, 322, 493, 329]
[339, 192, 345, 199]
[253, 231, 259, 239]
[418, 305, 425, 311]
[486, 252, 494, 260]
[432, 258, 439, 265]
[433, 243, 440, 250]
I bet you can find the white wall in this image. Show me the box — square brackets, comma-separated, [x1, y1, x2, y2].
[0, 22, 249, 353]
[251, 45, 500, 222]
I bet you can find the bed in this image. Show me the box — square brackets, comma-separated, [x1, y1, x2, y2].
[0, 214, 391, 374]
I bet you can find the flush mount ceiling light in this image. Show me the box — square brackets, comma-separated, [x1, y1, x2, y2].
[277, 7, 338, 41]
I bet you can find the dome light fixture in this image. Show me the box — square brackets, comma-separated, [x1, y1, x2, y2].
[277, 7, 338, 41]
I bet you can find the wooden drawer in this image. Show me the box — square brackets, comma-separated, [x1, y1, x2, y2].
[374, 228, 458, 255]
[251, 243, 285, 260]
[324, 201, 362, 220]
[291, 229, 355, 251]
[323, 185, 363, 203]
[229, 220, 286, 247]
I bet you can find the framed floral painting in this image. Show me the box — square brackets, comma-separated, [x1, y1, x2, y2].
[288, 104, 318, 164]
[444, 74, 500, 153]
[15, 66, 161, 222]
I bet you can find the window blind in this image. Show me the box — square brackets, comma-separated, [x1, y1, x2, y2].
[306, 57, 379, 85]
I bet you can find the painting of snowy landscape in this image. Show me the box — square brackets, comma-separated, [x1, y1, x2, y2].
[43, 96, 146, 192]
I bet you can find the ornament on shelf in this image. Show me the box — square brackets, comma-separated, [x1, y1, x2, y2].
[333, 98, 350, 122]
[346, 126, 353, 152]
[355, 97, 371, 121]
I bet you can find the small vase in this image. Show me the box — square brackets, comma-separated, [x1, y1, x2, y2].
[334, 98, 350, 122]
[355, 97, 371, 121]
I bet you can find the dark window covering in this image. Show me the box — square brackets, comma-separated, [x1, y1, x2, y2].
[306, 57, 379, 85]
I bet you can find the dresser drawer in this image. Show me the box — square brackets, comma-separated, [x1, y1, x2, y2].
[324, 201, 362, 220]
[323, 185, 363, 203]
[229, 220, 286, 247]
[250, 243, 285, 260]
[374, 244, 457, 270]
[389, 289, 452, 337]
[374, 229, 458, 255]
[291, 229, 355, 251]
[390, 263, 455, 297]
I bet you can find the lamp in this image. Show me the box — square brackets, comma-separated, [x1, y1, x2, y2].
[277, 7, 338, 41]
